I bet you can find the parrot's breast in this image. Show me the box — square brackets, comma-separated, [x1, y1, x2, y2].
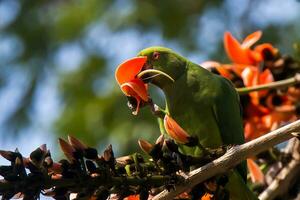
[164, 70, 223, 156]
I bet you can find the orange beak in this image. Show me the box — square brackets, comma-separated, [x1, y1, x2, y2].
[115, 56, 149, 115]
[164, 115, 191, 144]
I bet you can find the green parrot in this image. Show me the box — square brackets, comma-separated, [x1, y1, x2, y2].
[133, 46, 258, 200]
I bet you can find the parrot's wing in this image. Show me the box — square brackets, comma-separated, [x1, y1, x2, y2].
[212, 75, 247, 180]
[212, 76, 244, 145]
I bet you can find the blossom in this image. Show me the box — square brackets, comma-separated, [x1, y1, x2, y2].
[115, 57, 149, 115]
[224, 31, 261, 65]
[164, 115, 191, 144]
[224, 31, 277, 66]
[241, 67, 274, 105]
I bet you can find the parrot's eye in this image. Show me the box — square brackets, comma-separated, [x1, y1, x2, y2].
[153, 52, 160, 60]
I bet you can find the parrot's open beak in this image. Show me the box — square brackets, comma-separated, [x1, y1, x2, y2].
[115, 56, 174, 115]
[115, 56, 148, 115]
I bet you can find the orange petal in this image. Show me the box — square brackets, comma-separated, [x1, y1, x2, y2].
[244, 119, 267, 141]
[241, 67, 258, 87]
[230, 64, 247, 76]
[244, 121, 255, 141]
[215, 66, 232, 79]
[255, 43, 278, 60]
[244, 102, 270, 118]
[164, 115, 190, 144]
[125, 195, 140, 200]
[258, 69, 274, 97]
[247, 158, 265, 184]
[120, 79, 148, 102]
[259, 69, 274, 85]
[224, 32, 254, 65]
[201, 193, 213, 200]
[115, 56, 147, 85]
[242, 31, 262, 48]
[241, 67, 260, 104]
[138, 139, 153, 154]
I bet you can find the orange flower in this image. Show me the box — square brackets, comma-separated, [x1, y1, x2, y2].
[241, 67, 274, 105]
[224, 31, 262, 65]
[164, 115, 191, 144]
[205, 31, 277, 83]
[115, 57, 148, 115]
[224, 30, 278, 65]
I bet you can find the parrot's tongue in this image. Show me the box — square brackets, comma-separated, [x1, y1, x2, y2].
[115, 56, 149, 115]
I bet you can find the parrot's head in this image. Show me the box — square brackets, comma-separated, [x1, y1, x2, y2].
[115, 46, 187, 114]
[137, 46, 187, 88]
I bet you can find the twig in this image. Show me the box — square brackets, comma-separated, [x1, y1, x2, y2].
[258, 139, 300, 200]
[236, 74, 300, 95]
[153, 119, 300, 200]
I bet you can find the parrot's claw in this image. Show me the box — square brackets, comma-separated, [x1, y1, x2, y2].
[206, 146, 227, 158]
[185, 136, 217, 158]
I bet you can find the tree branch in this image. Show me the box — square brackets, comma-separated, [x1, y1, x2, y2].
[153, 119, 300, 200]
[258, 139, 300, 200]
[236, 74, 300, 95]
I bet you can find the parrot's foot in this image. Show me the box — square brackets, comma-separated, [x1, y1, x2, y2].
[206, 145, 228, 158]
[185, 136, 227, 159]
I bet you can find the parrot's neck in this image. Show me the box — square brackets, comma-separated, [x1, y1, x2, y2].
[161, 61, 211, 105]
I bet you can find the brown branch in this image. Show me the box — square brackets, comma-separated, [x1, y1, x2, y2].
[152, 119, 300, 200]
[258, 139, 300, 200]
[236, 73, 300, 95]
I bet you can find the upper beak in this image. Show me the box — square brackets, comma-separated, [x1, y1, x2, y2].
[137, 68, 175, 83]
[115, 56, 174, 85]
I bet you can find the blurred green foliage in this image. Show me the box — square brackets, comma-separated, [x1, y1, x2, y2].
[1, 0, 300, 155]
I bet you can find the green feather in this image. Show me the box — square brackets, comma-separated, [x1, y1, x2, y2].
[138, 46, 258, 199]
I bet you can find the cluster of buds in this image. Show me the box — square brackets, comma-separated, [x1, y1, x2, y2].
[0, 135, 227, 200]
[202, 31, 300, 186]
[138, 135, 229, 199]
